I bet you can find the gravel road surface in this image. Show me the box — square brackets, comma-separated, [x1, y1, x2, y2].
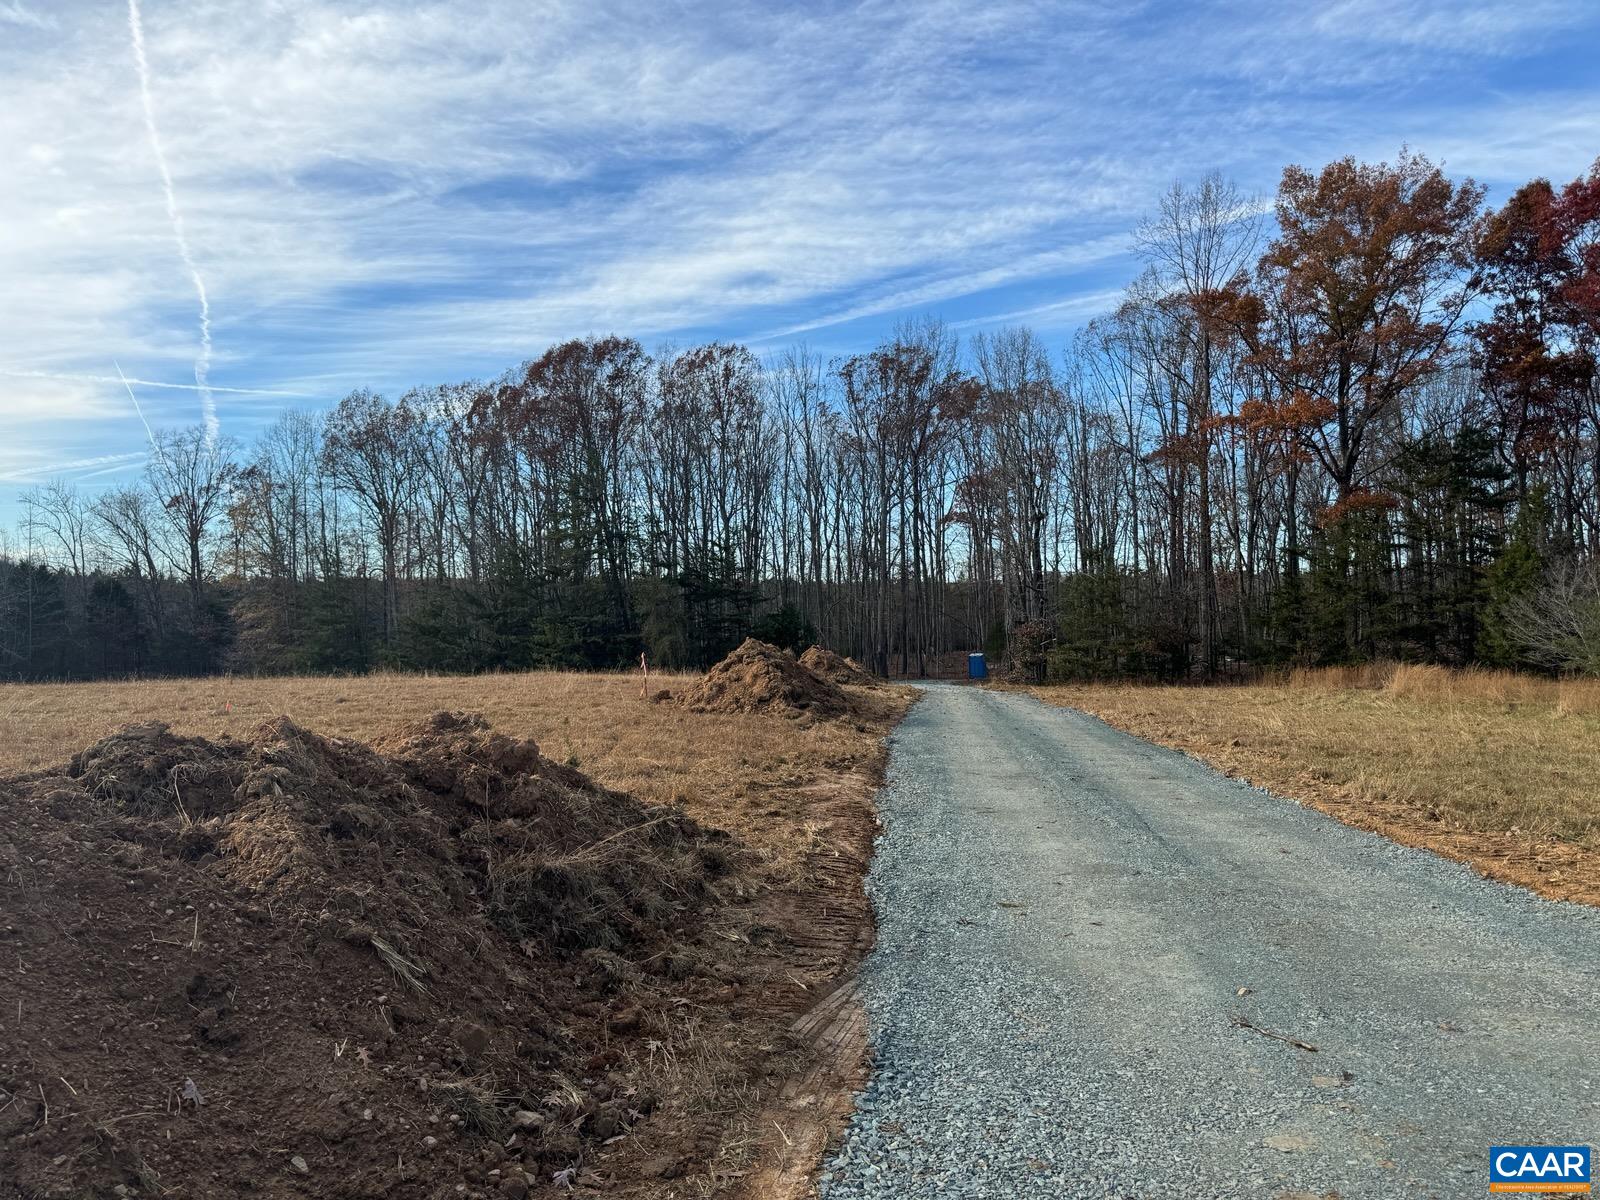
[818, 685, 1600, 1199]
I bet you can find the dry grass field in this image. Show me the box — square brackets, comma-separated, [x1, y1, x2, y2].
[1030, 663, 1600, 906]
[0, 670, 900, 889]
[0, 668, 912, 1197]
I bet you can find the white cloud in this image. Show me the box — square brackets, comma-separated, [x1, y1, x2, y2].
[947, 289, 1130, 333]
[0, 0, 1597, 519]
[0, 1, 52, 30]
[1307, 0, 1584, 53]
[1416, 95, 1600, 185]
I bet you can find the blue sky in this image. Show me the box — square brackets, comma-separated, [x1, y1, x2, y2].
[2, 0, 1599, 527]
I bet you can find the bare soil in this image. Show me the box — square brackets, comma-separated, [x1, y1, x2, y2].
[680, 641, 849, 719]
[0, 674, 914, 1200]
[796, 648, 877, 690]
[0, 712, 735, 1198]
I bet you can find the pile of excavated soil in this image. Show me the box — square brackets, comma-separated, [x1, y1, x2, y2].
[798, 646, 879, 688]
[0, 712, 737, 1199]
[680, 638, 849, 718]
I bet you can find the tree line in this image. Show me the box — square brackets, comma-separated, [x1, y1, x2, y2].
[4, 150, 1598, 682]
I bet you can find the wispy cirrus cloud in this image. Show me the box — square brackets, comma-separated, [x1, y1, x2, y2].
[1, 0, 1598, 518]
[0, 1, 52, 30]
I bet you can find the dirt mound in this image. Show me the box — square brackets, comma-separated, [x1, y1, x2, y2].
[798, 645, 879, 688]
[1, 712, 736, 1199]
[680, 637, 850, 718]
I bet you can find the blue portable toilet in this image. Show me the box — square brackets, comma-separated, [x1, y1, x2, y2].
[967, 652, 988, 680]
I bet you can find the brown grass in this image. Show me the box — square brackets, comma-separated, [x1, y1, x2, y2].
[1281, 661, 1600, 715]
[1027, 664, 1600, 906]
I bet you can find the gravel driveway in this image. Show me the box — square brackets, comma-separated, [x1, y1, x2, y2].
[818, 685, 1600, 1199]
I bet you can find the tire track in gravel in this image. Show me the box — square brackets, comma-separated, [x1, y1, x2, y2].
[818, 684, 1600, 1200]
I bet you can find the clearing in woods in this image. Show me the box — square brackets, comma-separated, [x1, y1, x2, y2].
[0, 652, 912, 1198]
[6, 657, 1598, 1198]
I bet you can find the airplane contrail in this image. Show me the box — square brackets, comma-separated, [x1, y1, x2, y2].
[0, 367, 310, 397]
[0, 451, 148, 486]
[126, 0, 216, 441]
[114, 360, 159, 449]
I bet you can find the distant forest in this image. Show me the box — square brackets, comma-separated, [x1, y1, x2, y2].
[4, 151, 1599, 682]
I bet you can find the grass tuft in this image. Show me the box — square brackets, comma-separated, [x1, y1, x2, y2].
[1281, 660, 1600, 714]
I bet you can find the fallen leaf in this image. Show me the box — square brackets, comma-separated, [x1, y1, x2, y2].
[1264, 1132, 1314, 1153]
